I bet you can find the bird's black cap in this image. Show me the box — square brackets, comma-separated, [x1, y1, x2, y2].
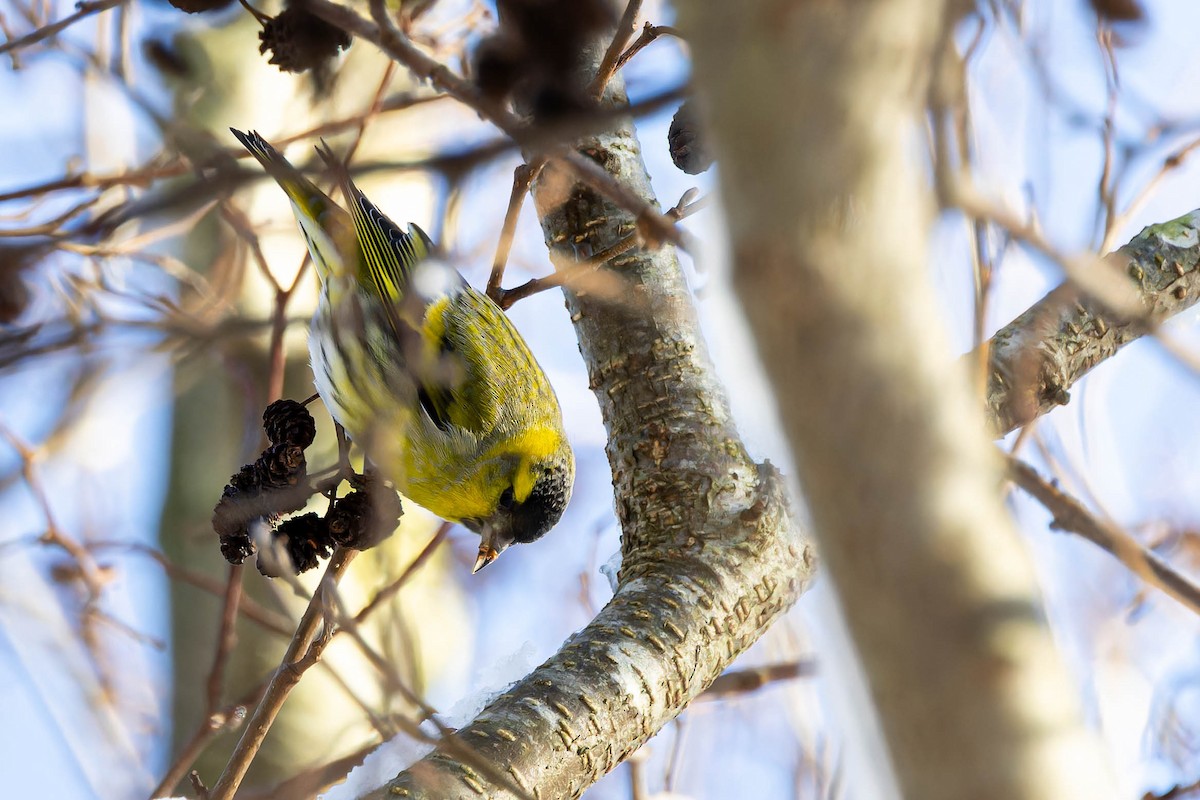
[511, 462, 572, 544]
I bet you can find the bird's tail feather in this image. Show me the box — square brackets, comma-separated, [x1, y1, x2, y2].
[231, 128, 327, 217]
[315, 140, 432, 305]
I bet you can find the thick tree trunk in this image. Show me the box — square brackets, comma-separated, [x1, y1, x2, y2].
[676, 1, 1120, 799]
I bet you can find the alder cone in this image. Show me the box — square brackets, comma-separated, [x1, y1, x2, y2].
[165, 0, 234, 15]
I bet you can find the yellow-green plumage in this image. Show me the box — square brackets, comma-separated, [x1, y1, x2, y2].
[231, 129, 574, 571]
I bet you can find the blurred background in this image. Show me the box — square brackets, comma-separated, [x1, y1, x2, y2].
[2, 0, 1200, 797]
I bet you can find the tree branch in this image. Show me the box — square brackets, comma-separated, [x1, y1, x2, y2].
[209, 549, 357, 800]
[0, 0, 125, 56]
[587, 0, 642, 99]
[361, 32, 812, 800]
[979, 209, 1200, 435]
[304, 0, 685, 250]
[678, 0, 1120, 797]
[1007, 457, 1200, 616]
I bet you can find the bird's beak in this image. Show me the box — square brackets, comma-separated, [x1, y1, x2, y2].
[471, 523, 513, 574]
[472, 543, 499, 574]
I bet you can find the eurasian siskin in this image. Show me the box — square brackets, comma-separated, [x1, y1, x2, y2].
[231, 129, 574, 572]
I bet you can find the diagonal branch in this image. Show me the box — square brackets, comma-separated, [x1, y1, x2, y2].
[978, 209, 1200, 435]
[588, 0, 642, 99]
[304, 0, 685, 250]
[1007, 457, 1200, 616]
[0, 0, 125, 56]
[209, 549, 357, 800]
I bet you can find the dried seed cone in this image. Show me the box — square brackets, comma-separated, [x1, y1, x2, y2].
[262, 399, 316, 448]
[255, 443, 306, 490]
[668, 101, 714, 175]
[328, 475, 403, 550]
[327, 490, 369, 548]
[165, 0, 234, 14]
[259, 512, 331, 576]
[219, 532, 254, 565]
[213, 444, 307, 565]
[259, 2, 351, 75]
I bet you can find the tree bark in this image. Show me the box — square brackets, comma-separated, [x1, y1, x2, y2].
[982, 210, 1200, 434]
[677, 2, 1119, 799]
[362, 40, 814, 800]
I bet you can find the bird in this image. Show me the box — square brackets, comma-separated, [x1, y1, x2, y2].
[231, 129, 574, 572]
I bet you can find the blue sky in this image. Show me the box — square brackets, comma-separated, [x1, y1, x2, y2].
[5, 0, 1200, 798]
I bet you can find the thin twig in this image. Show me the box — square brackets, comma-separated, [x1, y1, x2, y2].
[87, 540, 292, 635]
[0, 422, 109, 600]
[1007, 457, 1200, 617]
[0, 0, 124, 56]
[220, 202, 281, 294]
[0, 194, 103, 237]
[613, 22, 681, 74]
[319, 662, 395, 739]
[588, 0, 642, 99]
[208, 549, 358, 800]
[498, 189, 705, 308]
[238, 742, 380, 800]
[1096, 27, 1120, 251]
[203, 565, 244, 714]
[700, 660, 816, 698]
[486, 158, 545, 303]
[1103, 133, 1200, 252]
[340, 60, 398, 167]
[150, 683, 269, 798]
[354, 522, 450, 625]
[499, 229, 640, 309]
[235, 0, 270, 25]
[0, 161, 189, 204]
[951, 183, 1144, 322]
[266, 291, 289, 401]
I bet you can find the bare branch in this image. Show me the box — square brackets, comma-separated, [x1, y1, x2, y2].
[0, 0, 125, 56]
[486, 158, 545, 303]
[614, 22, 681, 74]
[363, 30, 811, 799]
[700, 661, 817, 698]
[977, 208, 1200, 435]
[497, 189, 704, 309]
[203, 565, 244, 715]
[208, 549, 358, 800]
[588, 0, 642, 99]
[1007, 457, 1200, 616]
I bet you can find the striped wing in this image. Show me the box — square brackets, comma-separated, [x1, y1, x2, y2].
[311, 143, 541, 437]
[421, 287, 550, 435]
[336, 181, 465, 431]
[347, 188, 436, 306]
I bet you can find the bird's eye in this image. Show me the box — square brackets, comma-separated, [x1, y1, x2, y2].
[499, 486, 515, 509]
